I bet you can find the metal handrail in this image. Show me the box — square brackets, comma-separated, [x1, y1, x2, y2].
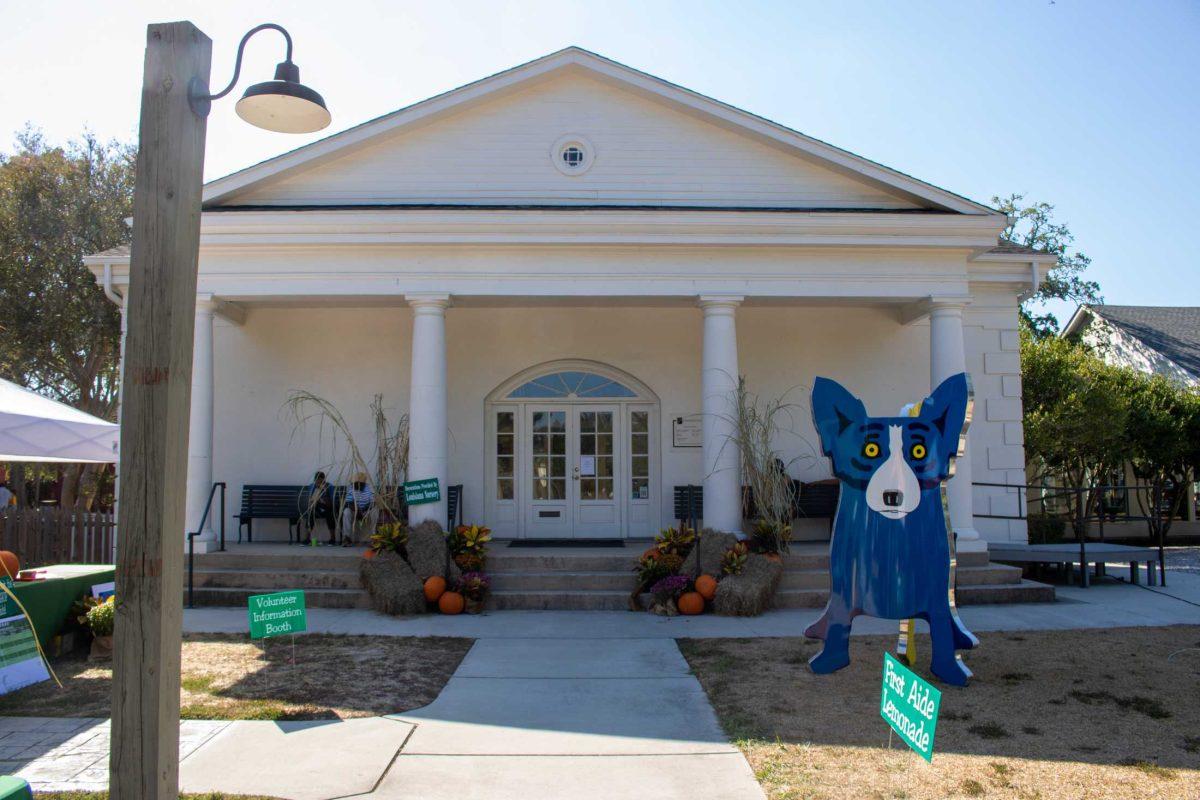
[187, 482, 227, 609]
[972, 481, 1178, 588]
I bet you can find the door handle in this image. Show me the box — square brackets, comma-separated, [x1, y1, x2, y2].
[572, 465, 580, 481]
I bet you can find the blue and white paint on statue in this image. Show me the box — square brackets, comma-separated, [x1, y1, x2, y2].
[804, 372, 979, 686]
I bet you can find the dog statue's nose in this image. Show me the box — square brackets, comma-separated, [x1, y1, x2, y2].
[882, 490, 904, 507]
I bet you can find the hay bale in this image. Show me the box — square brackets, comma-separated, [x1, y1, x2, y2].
[360, 551, 426, 615]
[681, 529, 740, 577]
[406, 520, 450, 580]
[713, 553, 782, 617]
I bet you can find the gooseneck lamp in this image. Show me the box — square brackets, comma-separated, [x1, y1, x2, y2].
[189, 23, 331, 133]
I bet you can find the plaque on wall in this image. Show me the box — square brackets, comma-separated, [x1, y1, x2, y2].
[672, 415, 703, 448]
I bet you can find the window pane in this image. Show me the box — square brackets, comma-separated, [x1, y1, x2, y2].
[580, 435, 595, 456]
[497, 412, 514, 434]
[631, 411, 648, 434]
[598, 479, 613, 500]
[581, 479, 596, 500]
[632, 455, 648, 477]
[580, 412, 595, 433]
[532, 412, 547, 432]
[497, 435, 514, 456]
[550, 479, 566, 499]
[632, 478, 648, 499]
[498, 456, 513, 478]
[550, 456, 566, 478]
[631, 433, 648, 456]
[534, 478, 548, 500]
[550, 412, 566, 432]
[597, 413, 613, 433]
[533, 434, 547, 455]
[596, 435, 612, 455]
[498, 479, 514, 500]
[597, 456, 612, 478]
[551, 434, 565, 455]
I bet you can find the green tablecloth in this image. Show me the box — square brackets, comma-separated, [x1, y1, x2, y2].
[8, 565, 115, 649]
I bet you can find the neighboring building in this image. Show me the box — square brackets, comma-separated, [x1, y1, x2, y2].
[85, 47, 1055, 551]
[1063, 305, 1200, 388]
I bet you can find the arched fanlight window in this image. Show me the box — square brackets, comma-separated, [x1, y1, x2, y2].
[507, 370, 637, 399]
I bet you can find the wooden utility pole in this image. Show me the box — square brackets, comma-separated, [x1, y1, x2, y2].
[110, 22, 211, 799]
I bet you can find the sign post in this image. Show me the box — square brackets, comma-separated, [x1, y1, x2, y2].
[247, 590, 307, 640]
[404, 478, 441, 506]
[880, 653, 941, 762]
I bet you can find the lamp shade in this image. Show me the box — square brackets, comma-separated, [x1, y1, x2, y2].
[234, 60, 330, 134]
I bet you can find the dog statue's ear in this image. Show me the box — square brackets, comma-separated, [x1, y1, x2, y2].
[811, 377, 866, 455]
[921, 372, 972, 460]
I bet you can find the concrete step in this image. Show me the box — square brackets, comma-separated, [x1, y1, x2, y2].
[489, 589, 631, 611]
[772, 588, 830, 608]
[489, 570, 638, 592]
[192, 549, 365, 571]
[956, 563, 1023, 586]
[191, 568, 361, 591]
[487, 552, 637, 572]
[187, 586, 370, 609]
[779, 570, 831, 590]
[955, 579, 1055, 605]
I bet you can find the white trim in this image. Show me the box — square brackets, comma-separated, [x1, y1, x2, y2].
[200, 47, 999, 215]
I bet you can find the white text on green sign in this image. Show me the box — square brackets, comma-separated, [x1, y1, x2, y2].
[880, 652, 941, 762]
[248, 590, 307, 639]
[404, 478, 440, 506]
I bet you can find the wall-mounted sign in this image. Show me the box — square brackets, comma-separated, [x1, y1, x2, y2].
[672, 415, 702, 448]
[404, 478, 441, 506]
[880, 652, 941, 762]
[579, 456, 596, 476]
[248, 590, 307, 640]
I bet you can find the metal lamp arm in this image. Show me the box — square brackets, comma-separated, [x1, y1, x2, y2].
[188, 23, 294, 116]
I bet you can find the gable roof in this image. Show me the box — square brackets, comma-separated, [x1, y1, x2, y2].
[202, 47, 999, 215]
[1067, 305, 1200, 381]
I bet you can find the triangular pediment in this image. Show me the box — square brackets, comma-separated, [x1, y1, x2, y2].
[205, 48, 994, 215]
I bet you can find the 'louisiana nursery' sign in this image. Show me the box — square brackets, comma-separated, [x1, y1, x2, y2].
[880, 652, 941, 762]
[404, 478, 441, 506]
[248, 590, 307, 639]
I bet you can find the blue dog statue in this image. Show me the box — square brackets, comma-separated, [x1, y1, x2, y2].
[804, 373, 979, 686]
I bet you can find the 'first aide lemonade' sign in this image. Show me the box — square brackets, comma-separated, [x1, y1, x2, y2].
[880, 652, 941, 762]
[248, 590, 307, 640]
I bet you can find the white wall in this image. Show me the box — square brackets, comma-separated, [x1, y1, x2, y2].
[227, 72, 917, 210]
[212, 299, 1027, 544]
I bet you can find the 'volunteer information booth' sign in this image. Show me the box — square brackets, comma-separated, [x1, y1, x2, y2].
[248, 590, 307, 639]
[880, 652, 941, 762]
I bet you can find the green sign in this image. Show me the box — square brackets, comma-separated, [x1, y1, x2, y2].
[404, 478, 441, 506]
[0, 578, 11, 618]
[880, 652, 941, 762]
[247, 590, 307, 640]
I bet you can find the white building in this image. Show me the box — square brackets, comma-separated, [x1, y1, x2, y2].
[86, 47, 1054, 552]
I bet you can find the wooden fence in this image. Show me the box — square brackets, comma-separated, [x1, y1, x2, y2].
[0, 507, 115, 568]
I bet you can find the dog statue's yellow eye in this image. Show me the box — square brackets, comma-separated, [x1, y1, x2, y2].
[910, 444, 927, 460]
[862, 442, 881, 458]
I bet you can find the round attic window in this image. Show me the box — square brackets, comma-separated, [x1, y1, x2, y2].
[551, 135, 595, 175]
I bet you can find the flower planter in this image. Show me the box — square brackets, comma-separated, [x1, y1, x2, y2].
[464, 598, 485, 615]
[89, 634, 113, 662]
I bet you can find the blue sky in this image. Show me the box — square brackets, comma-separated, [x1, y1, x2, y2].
[2, 1, 1197, 325]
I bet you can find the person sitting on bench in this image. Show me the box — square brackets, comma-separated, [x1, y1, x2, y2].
[342, 472, 375, 546]
[302, 470, 337, 546]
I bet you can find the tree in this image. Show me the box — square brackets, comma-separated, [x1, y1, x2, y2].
[0, 127, 135, 507]
[1021, 332, 1129, 552]
[994, 193, 1102, 338]
[1123, 371, 1200, 561]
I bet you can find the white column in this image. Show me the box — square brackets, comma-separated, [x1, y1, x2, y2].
[929, 301, 985, 553]
[407, 294, 450, 527]
[185, 295, 216, 545]
[699, 295, 744, 535]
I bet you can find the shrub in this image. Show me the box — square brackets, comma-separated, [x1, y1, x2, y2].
[648, 574, 690, 602]
[653, 525, 696, 557]
[721, 542, 749, 575]
[456, 571, 490, 602]
[369, 521, 409, 555]
[1026, 513, 1067, 544]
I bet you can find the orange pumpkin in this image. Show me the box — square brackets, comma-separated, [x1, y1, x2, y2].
[438, 591, 465, 615]
[641, 546, 661, 561]
[677, 591, 704, 615]
[695, 574, 718, 601]
[764, 553, 783, 564]
[0, 551, 18, 579]
[363, 549, 377, 560]
[424, 575, 447, 603]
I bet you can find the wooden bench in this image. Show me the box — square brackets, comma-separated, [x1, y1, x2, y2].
[235, 485, 306, 543]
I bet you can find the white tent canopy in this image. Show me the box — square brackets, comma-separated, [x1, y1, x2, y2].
[0, 377, 118, 463]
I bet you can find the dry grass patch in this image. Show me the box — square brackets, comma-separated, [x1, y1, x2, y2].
[680, 626, 1200, 800]
[0, 633, 472, 720]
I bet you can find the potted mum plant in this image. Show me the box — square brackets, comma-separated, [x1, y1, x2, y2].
[82, 597, 116, 661]
[457, 572, 490, 614]
[647, 574, 692, 616]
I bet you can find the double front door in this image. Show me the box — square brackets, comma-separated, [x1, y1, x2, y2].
[524, 405, 622, 538]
